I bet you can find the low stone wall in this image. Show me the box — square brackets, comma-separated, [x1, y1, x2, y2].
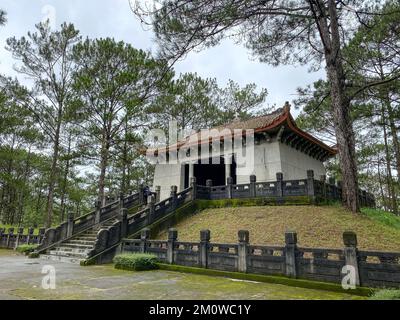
[0, 227, 46, 249]
[194, 170, 376, 208]
[121, 229, 400, 289]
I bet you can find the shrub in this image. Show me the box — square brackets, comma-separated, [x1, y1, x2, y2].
[28, 252, 39, 259]
[113, 253, 159, 271]
[16, 244, 38, 255]
[369, 289, 400, 300]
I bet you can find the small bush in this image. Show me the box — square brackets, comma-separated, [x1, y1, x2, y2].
[113, 253, 159, 271]
[16, 244, 38, 255]
[28, 251, 39, 259]
[369, 289, 400, 300]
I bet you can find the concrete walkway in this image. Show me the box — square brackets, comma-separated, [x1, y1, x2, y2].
[0, 250, 364, 300]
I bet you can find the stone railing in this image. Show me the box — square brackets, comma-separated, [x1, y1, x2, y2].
[36, 191, 143, 252]
[0, 227, 46, 249]
[85, 186, 194, 261]
[193, 170, 376, 207]
[121, 229, 400, 289]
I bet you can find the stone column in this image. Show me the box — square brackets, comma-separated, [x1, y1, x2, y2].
[155, 186, 161, 203]
[190, 177, 197, 201]
[199, 229, 210, 268]
[225, 155, 231, 183]
[307, 170, 315, 203]
[237, 230, 249, 273]
[67, 211, 74, 238]
[249, 175, 256, 198]
[226, 176, 233, 199]
[343, 231, 360, 286]
[167, 228, 178, 264]
[276, 172, 283, 197]
[189, 163, 194, 182]
[140, 228, 150, 253]
[284, 231, 298, 278]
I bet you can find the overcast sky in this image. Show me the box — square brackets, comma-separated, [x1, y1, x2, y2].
[0, 0, 326, 116]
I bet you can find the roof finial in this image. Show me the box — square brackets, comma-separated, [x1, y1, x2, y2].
[284, 101, 291, 113]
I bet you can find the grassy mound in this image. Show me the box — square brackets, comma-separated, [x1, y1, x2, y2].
[369, 289, 400, 300]
[156, 205, 400, 251]
[113, 253, 159, 271]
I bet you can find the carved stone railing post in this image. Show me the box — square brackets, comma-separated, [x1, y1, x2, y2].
[226, 177, 233, 199]
[307, 170, 315, 203]
[199, 229, 210, 268]
[276, 172, 283, 197]
[146, 195, 155, 225]
[95, 200, 101, 224]
[167, 228, 178, 264]
[206, 179, 212, 199]
[119, 192, 125, 210]
[249, 175, 256, 198]
[320, 175, 326, 202]
[155, 186, 161, 203]
[38, 228, 45, 243]
[190, 177, 197, 201]
[140, 228, 150, 253]
[119, 208, 128, 238]
[14, 228, 24, 249]
[138, 183, 145, 206]
[238, 230, 249, 273]
[27, 227, 34, 244]
[7, 228, 14, 248]
[67, 211, 74, 238]
[170, 185, 178, 210]
[343, 231, 360, 286]
[284, 231, 298, 278]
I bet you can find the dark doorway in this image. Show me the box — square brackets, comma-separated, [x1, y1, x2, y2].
[184, 164, 189, 189]
[192, 156, 237, 186]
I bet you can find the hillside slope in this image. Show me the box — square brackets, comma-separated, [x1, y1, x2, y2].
[156, 205, 400, 251]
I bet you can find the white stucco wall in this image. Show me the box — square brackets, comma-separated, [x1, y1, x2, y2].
[279, 142, 326, 180]
[152, 163, 184, 200]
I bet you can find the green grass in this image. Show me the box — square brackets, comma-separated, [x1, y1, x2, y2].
[361, 208, 400, 230]
[156, 204, 400, 251]
[113, 253, 159, 271]
[369, 289, 400, 300]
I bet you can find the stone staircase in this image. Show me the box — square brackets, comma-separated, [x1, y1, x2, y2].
[41, 219, 118, 264]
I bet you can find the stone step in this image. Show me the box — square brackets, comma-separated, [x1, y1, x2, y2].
[59, 243, 93, 249]
[40, 254, 83, 264]
[75, 236, 97, 241]
[49, 249, 88, 258]
[68, 239, 96, 245]
[51, 247, 89, 254]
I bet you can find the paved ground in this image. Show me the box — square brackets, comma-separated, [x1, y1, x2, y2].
[0, 249, 364, 300]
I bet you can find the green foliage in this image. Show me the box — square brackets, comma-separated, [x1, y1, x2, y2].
[369, 289, 400, 300]
[113, 253, 159, 271]
[361, 208, 400, 230]
[16, 244, 38, 255]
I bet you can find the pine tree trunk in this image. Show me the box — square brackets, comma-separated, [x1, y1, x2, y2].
[45, 107, 63, 228]
[98, 136, 110, 206]
[323, 0, 359, 212]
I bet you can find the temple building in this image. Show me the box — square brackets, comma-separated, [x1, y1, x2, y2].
[148, 103, 337, 200]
